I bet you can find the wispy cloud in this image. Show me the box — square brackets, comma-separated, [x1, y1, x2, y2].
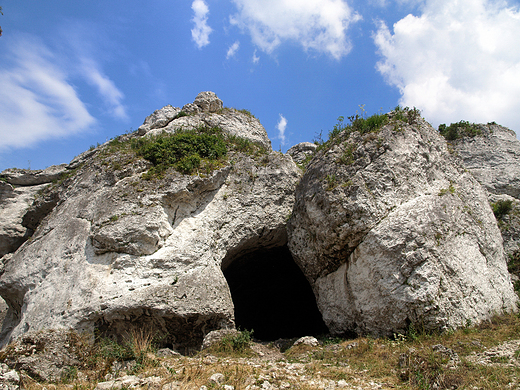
[374, 0, 520, 131]
[226, 41, 240, 59]
[80, 58, 127, 120]
[230, 0, 361, 59]
[277, 114, 287, 145]
[252, 49, 260, 64]
[0, 37, 96, 150]
[191, 0, 212, 49]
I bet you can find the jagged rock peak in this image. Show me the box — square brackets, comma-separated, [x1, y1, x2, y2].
[137, 91, 271, 150]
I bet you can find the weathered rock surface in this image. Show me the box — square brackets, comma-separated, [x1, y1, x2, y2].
[0, 363, 19, 390]
[447, 124, 520, 262]
[0, 165, 69, 258]
[0, 329, 80, 382]
[488, 194, 520, 258]
[0, 92, 299, 351]
[287, 142, 317, 164]
[0, 92, 518, 354]
[450, 123, 520, 199]
[287, 113, 518, 336]
[0, 164, 67, 186]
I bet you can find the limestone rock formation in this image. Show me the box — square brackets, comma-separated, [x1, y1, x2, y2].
[449, 123, 520, 199]
[287, 142, 317, 164]
[0, 93, 518, 353]
[287, 112, 518, 337]
[0, 165, 71, 258]
[446, 123, 520, 263]
[138, 91, 270, 150]
[0, 92, 299, 351]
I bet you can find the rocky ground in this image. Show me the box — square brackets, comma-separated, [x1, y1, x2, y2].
[1, 313, 519, 390]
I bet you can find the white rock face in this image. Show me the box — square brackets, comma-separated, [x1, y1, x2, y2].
[0, 166, 66, 258]
[1, 95, 518, 350]
[0, 94, 299, 350]
[450, 123, 520, 199]
[288, 114, 518, 336]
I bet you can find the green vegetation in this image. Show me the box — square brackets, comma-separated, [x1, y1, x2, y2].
[490, 199, 514, 220]
[208, 329, 254, 356]
[316, 105, 421, 154]
[325, 174, 338, 191]
[96, 125, 267, 179]
[172, 110, 189, 120]
[392, 105, 421, 125]
[438, 120, 482, 140]
[131, 126, 227, 177]
[507, 250, 520, 297]
[438, 183, 456, 196]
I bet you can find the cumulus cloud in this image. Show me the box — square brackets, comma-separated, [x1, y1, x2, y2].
[277, 114, 288, 145]
[374, 0, 520, 131]
[191, 0, 212, 48]
[226, 41, 240, 59]
[230, 0, 361, 59]
[0, 37, 96, 150]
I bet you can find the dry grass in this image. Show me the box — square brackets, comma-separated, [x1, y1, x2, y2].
[5, 313, 520, 389]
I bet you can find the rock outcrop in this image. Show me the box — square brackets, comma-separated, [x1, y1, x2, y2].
[449, 123, 520, 199]
[287, 142, 317, 165]
[0, 93, 518, 354]
[0, 165, 71, 258]
[0, 92, 299, 351]
[446, 123, 520, 263]
[287, 112, 518, 336]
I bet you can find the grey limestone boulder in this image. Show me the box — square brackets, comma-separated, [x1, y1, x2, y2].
[0, 164, 67, 186]
[138, 105, 181, 136]
[193, 91, 224, 113]
[287, 113, 518, 336]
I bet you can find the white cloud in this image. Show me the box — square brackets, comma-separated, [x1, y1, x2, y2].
[277, 114, 288, 145]
[80, 58, 128, 120]
[226, 41, 240, 59]
[374, 0, 520, 132]
[0, 37, 96, 150]
[191, 0, 212, 48]
[230, 0, 361, 59]
[252, 49, 260, 64]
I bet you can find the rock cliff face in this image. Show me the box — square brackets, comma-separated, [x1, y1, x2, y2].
[448, 123, 520, 199]
[287, 112, 518, 336]
[0, 94, 517, 351]
[446, 124, 520, 260]
[0, 92, 299, 351]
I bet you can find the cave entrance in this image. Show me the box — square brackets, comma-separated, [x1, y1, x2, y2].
[222, 245, 328, 340]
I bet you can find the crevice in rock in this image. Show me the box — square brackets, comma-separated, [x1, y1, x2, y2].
[223, 245, 328, 341]
[22, 189, 60, 233]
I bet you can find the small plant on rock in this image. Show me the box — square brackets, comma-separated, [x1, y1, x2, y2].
[491, 199, 513, 221]
[438, 121, 482, 140]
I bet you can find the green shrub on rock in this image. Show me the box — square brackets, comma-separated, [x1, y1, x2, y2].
[131, 126, 228, 176]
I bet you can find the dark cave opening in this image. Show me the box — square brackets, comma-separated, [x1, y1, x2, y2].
[223, 245, 328, 341]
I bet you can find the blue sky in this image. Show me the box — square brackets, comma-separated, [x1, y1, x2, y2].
[1, 0, 519, 171]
